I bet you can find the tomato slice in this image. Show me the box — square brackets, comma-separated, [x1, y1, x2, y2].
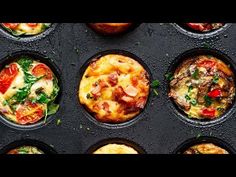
[196, 59, 216, 68]
[16, 102, 44, 125]
[186, 23, 206, 31]
[32, 64, 53, 80]
[0, 63, 19, 94]
[208, 89, 222, 98]
[201, 108, 216, 118]
[27, 23, 38, 27]
[2, 23, 19, 29]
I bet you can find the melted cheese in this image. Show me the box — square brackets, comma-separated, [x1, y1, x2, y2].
[93, 144, 138, 154]
[14, 23, 45, 35]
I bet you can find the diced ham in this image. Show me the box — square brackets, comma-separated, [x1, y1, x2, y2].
[108, 72, 118, 86]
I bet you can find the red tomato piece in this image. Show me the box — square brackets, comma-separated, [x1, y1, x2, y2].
[0, 63, 19, 94]
[32, 64, 53, 80]
[196, 59, 216, 68]
[16, 102, 44, 125]
[201, 108, 216, 118]
[27, 23, 38, 27]
[2, 23, 19, 29]
[208, 89, 222, 98]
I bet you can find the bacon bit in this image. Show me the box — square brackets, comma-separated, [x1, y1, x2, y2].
[124, 85, 138, 97]
[136, 96, 147, 109]
[113, 86, 125, 101]
[121, 96, 134, 102]
[124, 102, 140, 114]
[91, 80, 108, 97]
[102, 102, 110, 112]
[131, 76, 138, 87]
[93, 103, 101, 111]
[108, 72, 118, 86]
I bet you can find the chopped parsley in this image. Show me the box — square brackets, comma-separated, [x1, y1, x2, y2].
[185, 94, 191, 101]
[192, 68, 199, 80]
[165, 73, 174, 81]
[56, 119, 61, 125]
[86, 93, 93, 99]
[190, 99, 197, 106]
[204, 95, 212, 107]
[17, 57, 33, 71]
[151, 80, 160, 96]
[188, 85, 193, 93]
[153, 89, 159, 96]
[213, 74, 219, 84]
[151, 80, 160, 88]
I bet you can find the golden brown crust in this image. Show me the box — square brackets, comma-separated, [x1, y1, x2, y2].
[79, 54, 150, 123]
[184, 143, 229, 154]
[93, 144, 138, 154]
[88, 23, 133, 35]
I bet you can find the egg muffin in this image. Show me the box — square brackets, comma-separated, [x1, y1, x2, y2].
[79, 54, 150, 123]
[0, 56, 60, 125]
[1, 23, 51, 36]
[169, 55, 235, 120]
[93, 144, 138, 154]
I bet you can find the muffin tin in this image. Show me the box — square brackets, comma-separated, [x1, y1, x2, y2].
[0, 23, 236, 154]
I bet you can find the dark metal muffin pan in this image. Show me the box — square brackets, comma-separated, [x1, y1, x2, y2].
[0, 23, 236, 154]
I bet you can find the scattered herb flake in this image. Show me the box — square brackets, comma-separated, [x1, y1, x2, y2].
[204, 95, 212, 107]
[165, 73, 174, 81]
[213, 74, 219, 84]
[56, 119, 61, 125]
[188, 85, 193, 93]
[151, 80, 160, 88]
[190, 99, 197, 106]
[185, 95, 191, 101]
[153, 89, 158, 96]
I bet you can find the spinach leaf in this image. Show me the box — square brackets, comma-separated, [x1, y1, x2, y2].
[17, 57, 33, 71]
[47, 103, 59, 116]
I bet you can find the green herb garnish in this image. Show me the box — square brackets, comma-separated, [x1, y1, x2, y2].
[56, 119, 61, 125]
[213, 74, 219, 84]
[153, 89, 158, 96]
[86, 93, 92, 99]
[165, 73, 174, 81]
[192, 68, 199, 80]
[190, 99, 197, 106]
[204, 95, 212, 107]
[151, 80, 160, 88]
[188, 85, 193, 93]
[17, 57, 33, 71]
[185, 95, 191, 101]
